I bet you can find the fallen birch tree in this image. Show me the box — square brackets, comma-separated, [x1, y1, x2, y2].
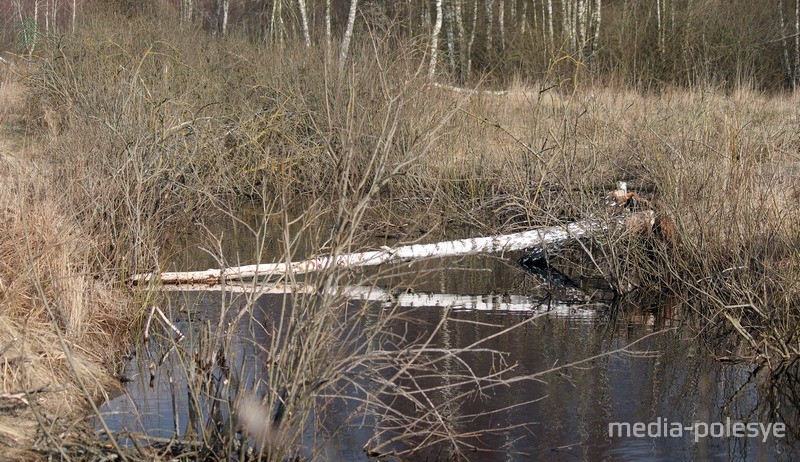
[130, 183, 654, 287]
[129, 213, 640, 286]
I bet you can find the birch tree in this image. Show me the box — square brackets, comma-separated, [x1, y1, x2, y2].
[222, 0, 230, 35]
[297, 0, 311, 47]
[429, 0, 444, 79]
[498, 0, 505, 53]
[339, 0, 359, 75]
[326, 0, 332, 57]
[72, 0, 76, 33]
[485, 0, 493, 53]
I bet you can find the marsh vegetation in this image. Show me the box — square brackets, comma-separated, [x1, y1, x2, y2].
[1, 0, 800, 459]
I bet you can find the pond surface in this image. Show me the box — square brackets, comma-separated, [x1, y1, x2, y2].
[99, 219, 799, 460]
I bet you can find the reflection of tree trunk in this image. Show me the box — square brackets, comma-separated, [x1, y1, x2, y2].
[429, 0, 444, 80]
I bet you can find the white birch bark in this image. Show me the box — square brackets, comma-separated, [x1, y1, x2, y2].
[339, 0, 359, 75]
[222, 0, 230, 35]
[592, 0, 601, 56]
[656, 0, 664, 54]
[547, 0, 554, 45]
[72, 0, 76, 33]
[521, 0, 527, 35]
[325, 0, 332, 57]
[577, 0, 587, 49]
[129, 217, 615, 285]
[429, 0, 444, 80]
[297, 0, 311, 47]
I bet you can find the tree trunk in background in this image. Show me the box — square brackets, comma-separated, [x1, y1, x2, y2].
[455, 0, 467, 80]
[429, 0, 444, 80]
[656, 0, 665, 55]
[498, 0, 505, 53]
[339, 0, 359, 75]
[592, 0, 601, 61]
[795, 0, 800, 88]
[467, 0, 478, 80]
[298, 0, 311, 46]
[485, 0, 493, 53]
[521, 0, 527, 35]
[325, 0, 332, 58]
[222, 0, 230, 35]
[779, 0, 794, 88]
[445, 0, 457, 71]
[271, 0, 284, 44]
[547, 0, 554, 46]
[72, 0, 76, 33]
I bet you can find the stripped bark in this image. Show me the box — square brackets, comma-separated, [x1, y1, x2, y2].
[129, 216, 619, 286]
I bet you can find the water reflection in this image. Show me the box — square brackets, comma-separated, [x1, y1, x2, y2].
[98, 282, 797, 460]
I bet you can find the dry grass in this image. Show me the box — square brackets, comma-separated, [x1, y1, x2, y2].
[1, 5, 799, 459]
[0, 74, 134, 460]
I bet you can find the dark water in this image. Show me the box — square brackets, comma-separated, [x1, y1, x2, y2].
[100, 211, 799, 460]
[98, 251, 799, 461]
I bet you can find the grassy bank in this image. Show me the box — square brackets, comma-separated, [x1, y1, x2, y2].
[1, 5, 800, 459]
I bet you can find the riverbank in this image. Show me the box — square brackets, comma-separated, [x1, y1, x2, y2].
[1, 8, 800, 458]
[0, 71, 136, 460]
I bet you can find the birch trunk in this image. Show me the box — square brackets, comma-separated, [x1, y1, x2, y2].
[656, 0, 664, 54]
[485, 0, 493, 53]
[339, 0, 359, 75]
[222, 0, 230, 35]
[592, 0, 601, 58]
[547, 0, 554, 45]
[72, 0, 76, 33]
[298, 0, 311, 47]
[129, 217, 616, 285]
[429, 0, 444, 80]
[325, 0, 332, 58]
